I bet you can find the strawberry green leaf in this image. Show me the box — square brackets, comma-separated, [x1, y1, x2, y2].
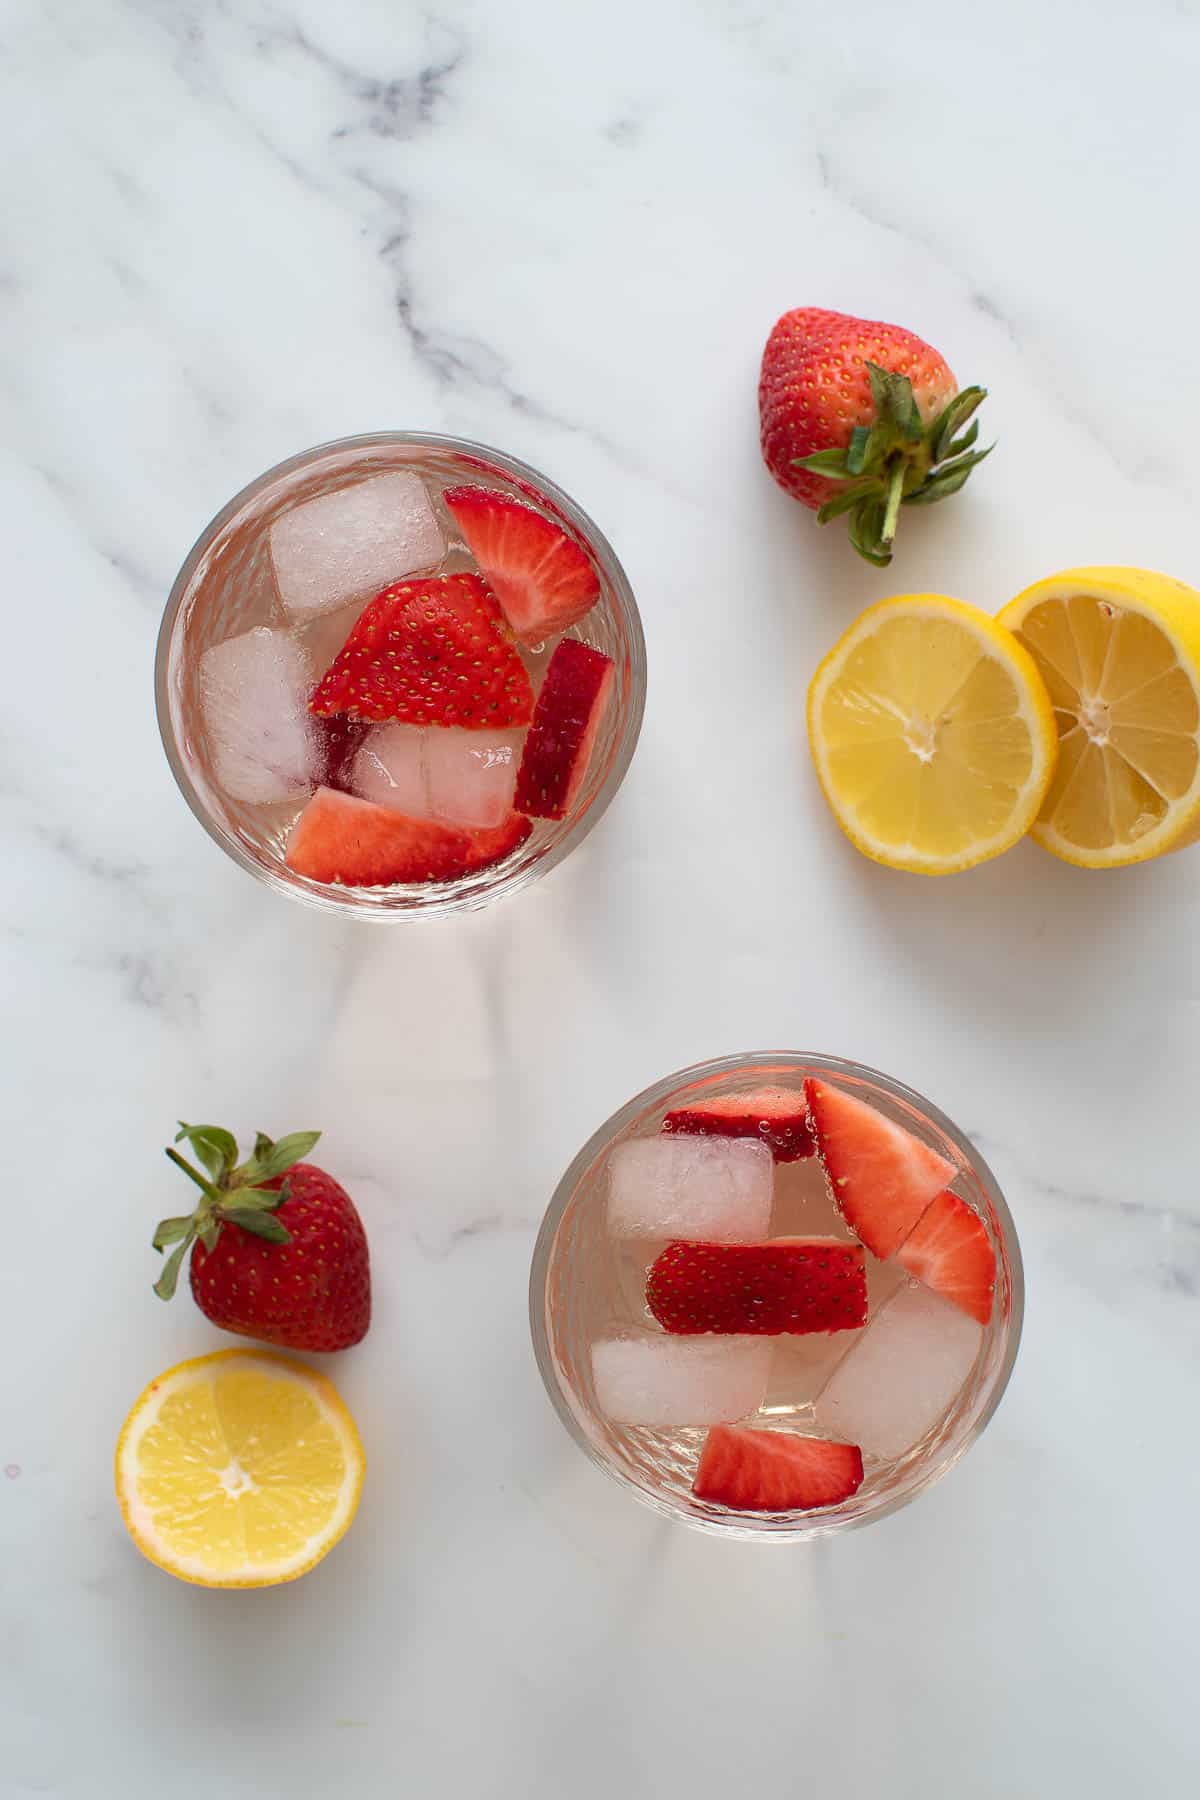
[794, 447, 853, 477]
[848, 499, 892, 567]
[944, 419, 980, 459]
[905, 446, 993, 506]
[152, 1215, 193, 1251]
[931, 386, 986, 461]
[253, 1131, 275, 1162]
[253, 1131, 321, 1181]
[175, 1123, 238, 1180]
[866, 361, 895, 425]
[846, 425, 872, 477]
[865, 364, 922, 441]
[817, 481, 882, 524]
[220, 1209, 292, 1244]
[221, 1187, 284, 1214]
[933, 444, 993, 481]
[153, 1235, 193, 1301]
[198, 1218, 221, 1254]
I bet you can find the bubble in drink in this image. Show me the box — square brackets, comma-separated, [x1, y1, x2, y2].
[199, 625, 318, 804]
[591, 1334, 773, 1426]
[814, 1281, 983, 1460]
[607, 1137, 773, 1243]
[269, 473, 445, 619]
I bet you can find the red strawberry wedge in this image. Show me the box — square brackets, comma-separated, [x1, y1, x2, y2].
[803, 1078, 956, 1259]
[514, 638, 614, 820]
[646, 1238, 867, 1336]
[662, 1087, 813, 1161]
[693, 1426, 864, 1513]
[896, 1190, 996, 1324]
[309, 573, 534, 729]
[285, 787, 530, 886]
[443, 486, 600, 644]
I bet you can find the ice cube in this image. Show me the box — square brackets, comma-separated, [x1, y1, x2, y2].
[425, 728, 521, 829]
[762, 1330, 860, 1414]
[270, 473, 445, 619]
[199, 625, 318, 805]
[607, 1137, 773, 1242]
[865, 1249, 908, 1317]
[591, 1334, 772, 1426]
[298, 599, 370, 681]
[814, 1282, 983, 1460]
[350, 722, 430, 816]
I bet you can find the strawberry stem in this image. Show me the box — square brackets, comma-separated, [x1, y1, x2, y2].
[881, 459, 905, 549]
[164, 1146, 222, 1204]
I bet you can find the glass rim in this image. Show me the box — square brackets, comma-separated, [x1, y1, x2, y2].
[529, 1049, 1025, 1542]
[154, 430, 647, 918]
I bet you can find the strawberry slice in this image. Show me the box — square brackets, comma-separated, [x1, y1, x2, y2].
[693, 1426, 864, 1513]
[514, 638, 614, 820]
[803, 1078, 956, 1259]
[662, 1087, 813, 1162]
[646, 1238, 867, 1336]
[895, 1190, 996, 1324]
[311, 715, 371, 791]
[444, 485, 600, 644]
[458, 813, 533, 873]
[309, 573, 534, 729]
[285, 787, 530, 886]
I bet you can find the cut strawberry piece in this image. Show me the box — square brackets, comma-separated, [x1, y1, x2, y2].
[514, 638, 614, 820]
[285, 787, 529, 886]
[458, 812, 532, 873]
[803, 1078, 956, 1260]
[662, 1087, 813, 1162]
[646, 1238, 867, 1336]
[692, 1426, 864, 1513]
[895, 1190, 996, 1324]
[309, 573, 534, 729]
[311, 715, 371, 791]
[444, 485, 600, 644]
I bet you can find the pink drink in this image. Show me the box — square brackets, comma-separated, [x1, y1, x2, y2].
[156, 434, 645, 916]
[531, 1054, 1023, 1539]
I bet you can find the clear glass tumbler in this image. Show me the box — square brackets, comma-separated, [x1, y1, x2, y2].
[530, 1051, 1023, 1540]
[156, 432, 646, 917]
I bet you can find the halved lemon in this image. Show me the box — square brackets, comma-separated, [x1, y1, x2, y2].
[115, 1349, 365, 1588]
[807, 593, 1057, 874]
[998, 568, 1200, 868]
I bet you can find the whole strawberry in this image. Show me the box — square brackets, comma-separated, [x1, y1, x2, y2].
[151, 1124, 370, 1351]
[758, 307, 991, 565]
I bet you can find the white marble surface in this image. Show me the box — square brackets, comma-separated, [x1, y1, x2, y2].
[4, 1, 1200, 1794]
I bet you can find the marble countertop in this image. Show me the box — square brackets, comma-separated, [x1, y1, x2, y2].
[4, 2, 1199, 1795]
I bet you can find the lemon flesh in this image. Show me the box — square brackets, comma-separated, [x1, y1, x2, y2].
[115, 1349, 365, 1588]
[807, 593, 1057, 874]
[999, 568, 1200, 868]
